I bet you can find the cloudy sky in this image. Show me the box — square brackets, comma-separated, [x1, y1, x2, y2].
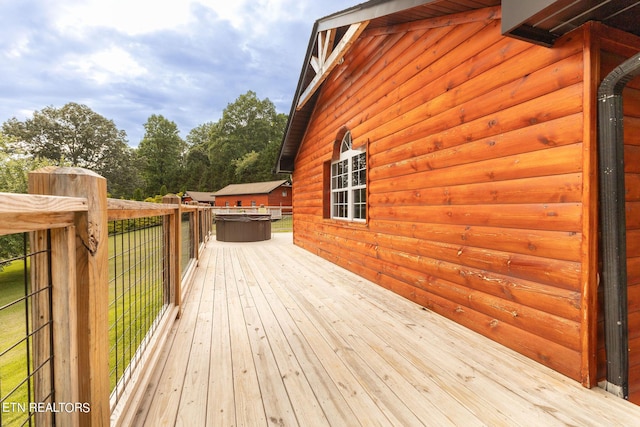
[0, 0, 351, 145]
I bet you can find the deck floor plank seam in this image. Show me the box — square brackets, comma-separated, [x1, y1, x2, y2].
[248, 245, 395, 426]
[175, 248, 215, 426]
[224, 248, 268, 426]
[235, 247, 334, 426]
[239, 244, 362, 426]
[133, 246, 212, 426]
[231, 247, 301, 426]
[251, 245, 431, 426]
[207, 246, 236, 426]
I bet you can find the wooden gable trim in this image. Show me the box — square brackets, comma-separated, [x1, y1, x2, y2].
[297, 21, 370, 111]
[317, 0, 433, 32]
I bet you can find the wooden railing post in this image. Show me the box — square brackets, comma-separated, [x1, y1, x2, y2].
[194, 205, 200, 261]
[162, 194, 182, 312]
[30, 167, 110, 426]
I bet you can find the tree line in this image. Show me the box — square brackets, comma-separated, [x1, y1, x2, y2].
[0, 90, 289, 200]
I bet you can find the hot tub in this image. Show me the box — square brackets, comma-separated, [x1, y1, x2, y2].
[215, 213, 271, 242]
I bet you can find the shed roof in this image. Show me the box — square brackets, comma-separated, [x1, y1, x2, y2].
[276, 0, 640, 173]
[213, 180, 290, 197]
[183, 191, 216, 202]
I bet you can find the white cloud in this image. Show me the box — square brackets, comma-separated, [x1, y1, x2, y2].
[62, 46, 148, 85]
[3, 35, 30, 59]
[0, 0, 351, 144]
[200, 0, 306, 36]
[54, 0, 194, 36]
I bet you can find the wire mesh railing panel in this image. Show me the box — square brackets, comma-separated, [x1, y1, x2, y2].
[0, 232, 54, 427]
[181, 213, 194, 276]
[271, 213, 293, 233]
[108, 217, 168, 404]
[198, 210, 205, 244]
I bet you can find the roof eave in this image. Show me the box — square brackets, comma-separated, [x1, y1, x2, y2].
[276, 0, 438, 174]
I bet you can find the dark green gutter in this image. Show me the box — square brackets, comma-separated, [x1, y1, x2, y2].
[598, 51, 640, 399]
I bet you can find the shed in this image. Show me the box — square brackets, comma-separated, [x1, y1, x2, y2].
[276, 0, 640, 404]
[182, 190, 216, 205]
[213, 180, 292, 208]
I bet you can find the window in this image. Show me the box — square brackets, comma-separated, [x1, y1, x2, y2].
[331, 131, 366, 221]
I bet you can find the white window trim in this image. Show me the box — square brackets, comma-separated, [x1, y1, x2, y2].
[330, 131, 366, 222]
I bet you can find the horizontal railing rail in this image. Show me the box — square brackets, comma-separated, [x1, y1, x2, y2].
[0, 168, 212, 426]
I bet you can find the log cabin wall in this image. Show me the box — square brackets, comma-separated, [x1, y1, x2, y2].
[597, 25, 640, 404]
[292, 7, 592, 383]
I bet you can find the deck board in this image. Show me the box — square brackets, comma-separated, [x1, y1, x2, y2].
[132, 233, 640, 426]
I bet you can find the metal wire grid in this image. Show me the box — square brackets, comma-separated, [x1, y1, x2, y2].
[107, 217, 168, 404]
[181, 213, 194, 276]
[0, 232, 54, 427]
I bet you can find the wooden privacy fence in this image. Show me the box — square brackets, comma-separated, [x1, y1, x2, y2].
[0, 167, 212, 426]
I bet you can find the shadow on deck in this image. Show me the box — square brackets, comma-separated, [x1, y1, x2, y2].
[124, 233, 640, 426]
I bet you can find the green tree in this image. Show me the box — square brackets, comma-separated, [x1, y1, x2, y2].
[183, 122, 215, 191]
[0, 132, 60, 193]
[233, 150, 259, 182]
[2, 102, 139, 198]
[0, 132, 57, 268]
[137, 115, 186, 194]
[206, 91, 288, 189]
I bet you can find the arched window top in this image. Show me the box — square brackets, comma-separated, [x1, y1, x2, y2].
[340, 130, 352, 154]
[330, 129, 366, 222]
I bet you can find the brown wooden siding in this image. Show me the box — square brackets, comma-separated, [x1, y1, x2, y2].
[215, 194, 270, 207]
[292, 7, 593, 384]
[597, 25, 640, 404]
[267, 185, 293, 206]
[214, 186, 292, 208]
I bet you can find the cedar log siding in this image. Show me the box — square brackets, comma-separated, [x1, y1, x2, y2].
[293, 8, 591, 383]
[597, 26, 640, 404]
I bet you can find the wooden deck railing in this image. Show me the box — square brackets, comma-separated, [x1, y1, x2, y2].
[0, 167, 212, 426]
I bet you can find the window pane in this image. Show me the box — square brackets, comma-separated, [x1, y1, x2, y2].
[353, 188, 366, 220]
[332, 190, 348, 219]
[352, 153, 366, 186]
[341, 131, 352, 153]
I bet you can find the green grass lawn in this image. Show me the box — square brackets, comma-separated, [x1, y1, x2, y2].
[272, 214, 293, 232]
[0, 260, 34, 427]
[1, 223, 178, 424]
[108, 224, 166, 393]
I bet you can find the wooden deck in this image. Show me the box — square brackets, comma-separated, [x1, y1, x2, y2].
[126, 233, 640, 426]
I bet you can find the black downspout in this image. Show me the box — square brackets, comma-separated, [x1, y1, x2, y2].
[598, 52, 640, 399]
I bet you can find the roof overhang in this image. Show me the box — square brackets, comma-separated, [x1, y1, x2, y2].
[502, 0, 640, 47]
[276, 0, 640, 173]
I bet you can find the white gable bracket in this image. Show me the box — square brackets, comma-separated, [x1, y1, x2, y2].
[297, 21, 369, 111]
